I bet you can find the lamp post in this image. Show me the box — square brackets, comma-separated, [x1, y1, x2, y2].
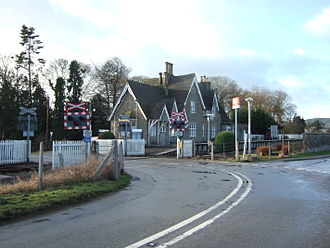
[245, 97, 253, 157]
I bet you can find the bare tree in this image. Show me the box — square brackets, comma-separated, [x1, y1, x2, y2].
[209, 76, 243, 114]
[92, 57, 130, 116]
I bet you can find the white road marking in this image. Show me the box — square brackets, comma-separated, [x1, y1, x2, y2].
[157, 171, 252, 248]
[124, 170, 244, 248]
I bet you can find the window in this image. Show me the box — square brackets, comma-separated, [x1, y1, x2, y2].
[212, 105, 216, 117]
[130, 119, 137, 129]
[150, 125, 156, 136]
[211, 125, 216, 138]
[160, 123, 166, 132]
[190, 123, 196, 137]
[190, 101, 196, 114]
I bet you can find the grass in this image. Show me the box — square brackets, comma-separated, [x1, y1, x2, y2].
[0, 175, 131, 224]
[287, 150, 330, 158]
[0, 159, 131, 224]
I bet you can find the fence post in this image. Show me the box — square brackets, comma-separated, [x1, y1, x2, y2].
[288, 140, 290, 155]
[211, 142, 214, 161]
[114, 140, 119, 180]
[38, 142, 44, 189]
[95, 141, 99, 160]
[223, 143, 225, 159]
[268, 141, 271, 160]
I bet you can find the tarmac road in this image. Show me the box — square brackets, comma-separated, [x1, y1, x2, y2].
[0, 157, 329, 248]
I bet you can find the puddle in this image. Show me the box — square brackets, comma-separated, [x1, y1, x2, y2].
[32, 218, 50, 223]
[192, 170, 216, 174]
[221, 179, 231, 182]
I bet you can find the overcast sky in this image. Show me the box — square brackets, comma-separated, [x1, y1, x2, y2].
[1, 0, 330, 119]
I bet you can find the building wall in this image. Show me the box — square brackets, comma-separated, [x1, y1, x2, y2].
[303, 133, 330, 152]
[110, 93, 148, 141]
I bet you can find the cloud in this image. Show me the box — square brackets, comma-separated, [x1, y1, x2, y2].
[49, 0, 222, 58]
[293, 49, 305, 55]
[279, 78, 302, 88]
[305, 7, 330, 38]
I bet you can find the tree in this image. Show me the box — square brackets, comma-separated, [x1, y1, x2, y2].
[0, 56, 19, 139]
[283, 115, 306, 134]
[50, 77, 66, 140]
[92, 57, 130, 116]
[16, 25, 45, 105]
[232, 108, 276, 134]
[209, 76, 243, 114]
[67, 60, 84, 103]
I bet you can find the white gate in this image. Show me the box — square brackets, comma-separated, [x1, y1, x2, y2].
[183, 139, 193, 157]
[96, 139, 124, 155]
[96, 139, 144, 156]
[52, 141, 90, 169]
[126, 139, 145, 155]
[0, 140, 31, 165]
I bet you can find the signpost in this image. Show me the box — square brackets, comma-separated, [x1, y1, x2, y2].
[18, 107, 37, 162]
[232, 97, 240, 160]
[169, 111, 188, 159]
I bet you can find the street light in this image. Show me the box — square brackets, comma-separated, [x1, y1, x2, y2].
[245, 97, 253, 157]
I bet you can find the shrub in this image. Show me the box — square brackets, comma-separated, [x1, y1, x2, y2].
[256, 146, 269, 156]
[98, 131, 116, 139]
[214, 131, 235, 150]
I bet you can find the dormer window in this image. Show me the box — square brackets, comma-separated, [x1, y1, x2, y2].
[191, 101, 196, 114]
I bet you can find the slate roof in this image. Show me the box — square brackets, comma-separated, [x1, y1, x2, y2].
[125, 75, 231, 124]
[198, 83, 214, 110]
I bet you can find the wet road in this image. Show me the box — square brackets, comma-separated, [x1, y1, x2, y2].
[0, 157, 329, 248]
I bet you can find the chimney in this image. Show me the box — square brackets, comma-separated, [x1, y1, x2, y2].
[165, 62, 173, 75]
[200, 76, 204, 83]
[159, 72, 163, 85]
[203, 75, 210, 90]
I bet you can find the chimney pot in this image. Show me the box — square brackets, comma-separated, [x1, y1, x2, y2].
[159, 72, 163, 85]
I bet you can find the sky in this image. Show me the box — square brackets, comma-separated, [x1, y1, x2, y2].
[1, 0, 330, 119]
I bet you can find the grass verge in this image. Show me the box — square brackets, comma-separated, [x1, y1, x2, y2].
[287, 150, 330, 159]
[0, 174, 131, 224]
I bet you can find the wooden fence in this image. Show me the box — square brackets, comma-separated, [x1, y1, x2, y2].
[52, 141, 91, 169]
[0, 140, 31, 165]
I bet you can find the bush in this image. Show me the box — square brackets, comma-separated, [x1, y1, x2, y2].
[215, 131, 235, 150]
[98, 131, 116, 139]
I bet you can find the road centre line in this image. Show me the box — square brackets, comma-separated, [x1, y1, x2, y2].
[124, 170, 246, 248]
[157, 171, 252, 248]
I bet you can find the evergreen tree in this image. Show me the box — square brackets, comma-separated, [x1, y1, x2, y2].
[16, 25, 45, 106]
[51, 77, 66, 140]
[284, 116, 306, 134]
[67, 60, 84, 103]
[231, 108, 276, 134]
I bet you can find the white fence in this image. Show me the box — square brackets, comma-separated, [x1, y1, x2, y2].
[52, 141, 90, 169]
[0, 140, 31, 165]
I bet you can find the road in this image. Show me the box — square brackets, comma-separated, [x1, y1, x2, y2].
[0, 157, 329, 248]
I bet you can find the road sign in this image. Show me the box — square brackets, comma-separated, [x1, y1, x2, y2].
[83, 129, 92, 137]
[19, 107, 36, 116]
[169, 111, 188, 131]
[23, 131, 34, 137]
[232, 97, 240, 109]
[84, 136, 91, 143]
[64, 112, 91, 130]
[66, 102, 89, 112]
